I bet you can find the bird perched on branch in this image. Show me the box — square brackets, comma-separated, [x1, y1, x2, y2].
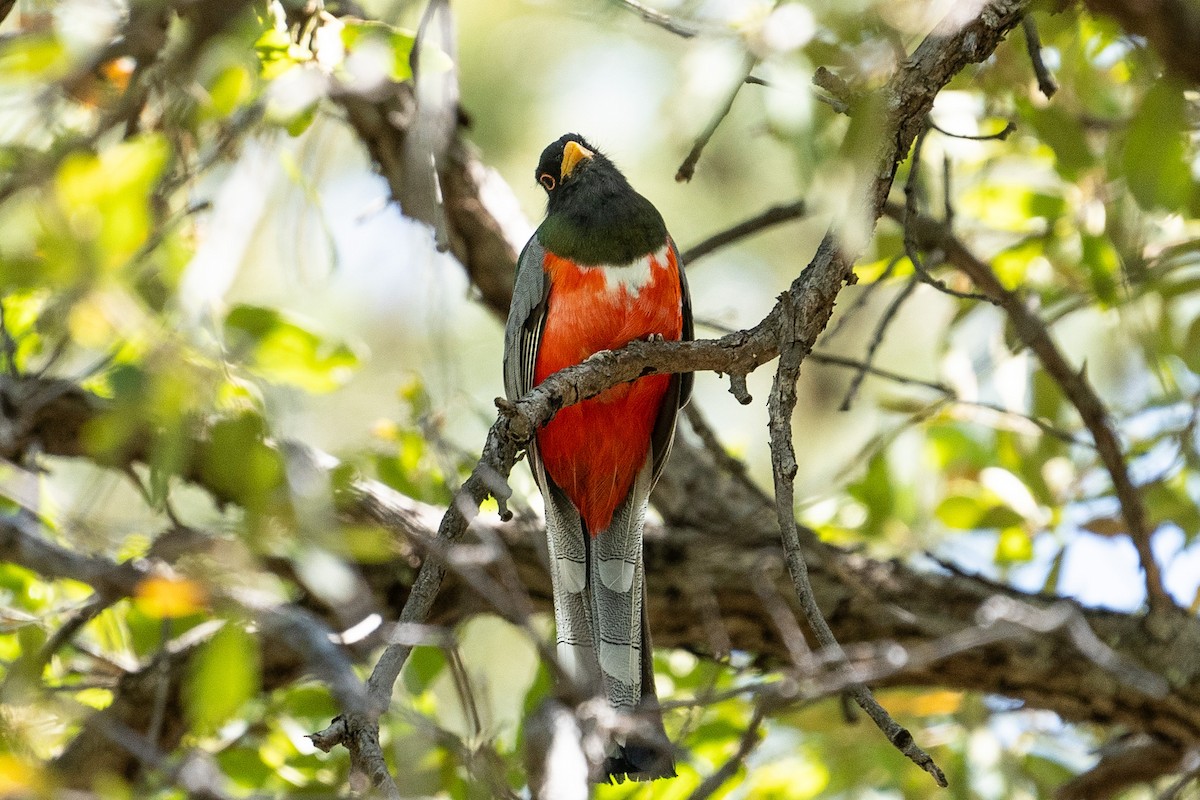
[503, 133, 692, 782]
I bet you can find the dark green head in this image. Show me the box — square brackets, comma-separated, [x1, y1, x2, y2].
[534, 133, 668, 265]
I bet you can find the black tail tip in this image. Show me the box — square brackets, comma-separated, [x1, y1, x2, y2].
[603, 743, 676, 783]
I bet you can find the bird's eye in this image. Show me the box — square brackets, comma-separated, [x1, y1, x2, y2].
[539, 173, 556, 191]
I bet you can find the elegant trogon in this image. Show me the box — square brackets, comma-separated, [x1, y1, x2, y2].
[503, 133, 692, 781]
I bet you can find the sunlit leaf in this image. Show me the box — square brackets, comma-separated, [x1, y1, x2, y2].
[187, 622, 261, 734]
[960, 183, 1064, 233]
[340, 21, 419, 83]
[1121, 79, 1192, 211]
[1182, 315, 1200, 374]
[207, 64, 255, 117]
[742, 756, 829, 799]
[1081, 234, 1119, 305]
[0, 753, 46, 796]
[224, 305, 362, 393]
[199, 411, 285, 511]
[134, 576, 208, 619]
[403, 646, 447, 696]
[995, 526, 1034, 563]
[53, 134, 170, 271]
[935, 495, 983, 529]
[0, 33, 69, 81]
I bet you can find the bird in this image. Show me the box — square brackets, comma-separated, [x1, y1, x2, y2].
[503, 133, 692, 782]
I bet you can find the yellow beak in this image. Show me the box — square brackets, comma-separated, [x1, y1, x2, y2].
[560, 141, 593, 179]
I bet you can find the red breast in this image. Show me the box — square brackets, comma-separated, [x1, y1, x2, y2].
[534, 245, 684, 535]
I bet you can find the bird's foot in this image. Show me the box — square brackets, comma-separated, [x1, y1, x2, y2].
[584, 349, 614, 363]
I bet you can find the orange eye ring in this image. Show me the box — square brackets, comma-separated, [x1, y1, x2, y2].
[539, 173, 556, 191]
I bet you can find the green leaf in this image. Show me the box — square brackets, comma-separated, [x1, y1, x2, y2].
[199, 411, 285, 510]
[0, 33, 69, 81]
[402, 646, 447, 695]
[206, 64, 254, 118]
[54, 134, 170, 270]
[935, 495, 983, 529]
[1021, 102, 1093, 178]
[1081, 234, 1119, 306]
[187, 622, 260, 734]
[995, 526, 1034, 564]
[1121, 79, 1192, 211]
[1182, 315, 1200, 374]
[340, 21, 418, 83]
[959, 183, 1064, 232]
[846, 452, 894, 538]
[224, 305, 361, 393]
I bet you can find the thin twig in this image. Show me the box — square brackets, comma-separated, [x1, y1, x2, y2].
[613, 0, 698, 37]
[812, 66, 853, 114]
[929, 119, 1017, 141]
[751, 557, 815, 672]
[839, 275, 919, 411]
[685, 704, 767, 800]
[903, 125, 993, 302]
[768, 294, 947, 786]
[33, 594, 116, 675]
[822, 255, 902, 344]
[1022, 15, 1058, 99]
[676, 50, 758, 182]
[681, 200, 808, 264]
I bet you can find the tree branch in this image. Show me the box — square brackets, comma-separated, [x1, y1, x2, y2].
[681, 200, 809, 264]
[889, 201, 1174, 615]
[1083, 0, 1200, 85]
[5, 373, 1200, 782]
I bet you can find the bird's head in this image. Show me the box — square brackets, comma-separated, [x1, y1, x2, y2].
[535, 133, 623, 212]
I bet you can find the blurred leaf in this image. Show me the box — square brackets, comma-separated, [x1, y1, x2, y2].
[992, 237, 1044, 290]
[1182, 315, 1200, 374]
[54, 134, 170, 270]
[206, 64, 255, 118]
[277, 683, 339, 721]
[0, 33, 69, 81]
[846, 452, 894, 538]
[995, 526, 1034, 563]
[217, 745, 274, 792]
[340, 21, 419, 82]
[1145, 478, 1200, 539]
[256, 25, 307, 80]
[742, 756, 830, 799]
[1081, 234, 1119, 305]
[1020, 102, 1093, 178]
[187, 622, 261, 734]
[224, 305, 361, 393]
[1043, 544, 1066, 594]
[338, 525, 396, 563]
[403, 646, 447, 695]
[935, 495, 983, 529]
[0, 753, 46, 796]
[134, 576, 208, 619]
[199, 411, 285, 511]
[1080, 515, 1125, 537]
[960, 183, 1064, 232]
[1121, 79, 1192, 211]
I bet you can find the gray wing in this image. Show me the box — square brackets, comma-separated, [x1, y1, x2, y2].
[648, 238, 693, 487]
[502, 235, 600, 694]
[503, 237, 550, 403]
